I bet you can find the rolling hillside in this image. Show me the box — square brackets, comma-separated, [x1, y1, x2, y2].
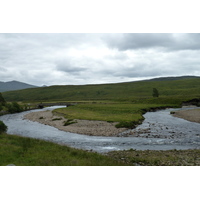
[2, 76, 200, 104]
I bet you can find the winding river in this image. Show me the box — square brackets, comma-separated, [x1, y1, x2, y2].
[0, 106, 200, 153]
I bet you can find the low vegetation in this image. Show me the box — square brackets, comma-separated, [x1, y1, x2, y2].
[1, 77, 200, 166]
[0, 92, 36, 115]
[0, 134, 200, 166]
[107, 149, 200, 166]
[2, 77, 200, 102]
[53, 103, 175, 128]
[0, 133, 199, 166]
[0, 134, 123, 166]
[63, 119, 77, 126]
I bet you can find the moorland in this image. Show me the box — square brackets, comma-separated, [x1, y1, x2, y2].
[1, 76, 200, 166]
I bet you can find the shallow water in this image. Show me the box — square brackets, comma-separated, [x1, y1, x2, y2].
[0, 106, 200, 153]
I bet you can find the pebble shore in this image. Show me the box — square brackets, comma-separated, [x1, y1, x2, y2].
[173, 108, 200, 123]
[24, 110, 127, 136]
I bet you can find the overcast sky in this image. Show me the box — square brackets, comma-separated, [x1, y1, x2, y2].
[1, 33, 200, 86]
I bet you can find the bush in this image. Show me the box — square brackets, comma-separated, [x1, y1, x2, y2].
[0, 120, 7, 134]
[5, 102, 23, 113]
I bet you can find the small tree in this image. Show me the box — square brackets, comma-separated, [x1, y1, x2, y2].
[152, 88, 159, 97]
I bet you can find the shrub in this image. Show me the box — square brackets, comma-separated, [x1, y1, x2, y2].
[0, 120, 7, 134]
[5, 102, 23, 113]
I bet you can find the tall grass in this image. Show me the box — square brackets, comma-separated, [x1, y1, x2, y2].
[0, 134, 123, 166]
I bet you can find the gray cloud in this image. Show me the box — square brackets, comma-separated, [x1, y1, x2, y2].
[104, 33, 200, 51]
[1, 33, 200, 86]
[56, 60, 88, 75]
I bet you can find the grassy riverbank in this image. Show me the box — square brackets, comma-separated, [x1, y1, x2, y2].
[0, 133, 123, 166]
[53, 103, 175, 128]
[1, 133, 199, 166]
[106, 149, 200, 166]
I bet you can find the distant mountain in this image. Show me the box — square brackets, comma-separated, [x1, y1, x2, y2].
[147, 76, 200, 82]
[0, 81, 38, 92]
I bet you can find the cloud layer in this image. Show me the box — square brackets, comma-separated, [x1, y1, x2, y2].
[0, 33, 200, 86]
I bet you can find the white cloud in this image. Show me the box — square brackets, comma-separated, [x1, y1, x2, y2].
[1, 33, 200, 86]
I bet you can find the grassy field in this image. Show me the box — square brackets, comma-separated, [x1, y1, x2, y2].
[1, 76, 200, 166]
[0, 133, 123, 166]
[53, 103, 174, 128]
[2, 77, 200, 102]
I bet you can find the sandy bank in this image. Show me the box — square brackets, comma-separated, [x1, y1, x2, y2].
[24, 110, 128, 136]
[173, 108, 200, 123]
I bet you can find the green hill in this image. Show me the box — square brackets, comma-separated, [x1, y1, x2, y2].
[2, 76, 200, 104]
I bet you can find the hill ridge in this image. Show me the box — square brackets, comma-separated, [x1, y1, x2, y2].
[146, 75, 200, 82]
[2, 76, 200, 103]
[0, 80, 38, 92]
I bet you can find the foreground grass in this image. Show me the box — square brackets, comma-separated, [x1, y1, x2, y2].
[53, 103, 175, 128]
[1, 134, 199, 166]
[107, 149, 200, 166]
[0, 134, 123, 166]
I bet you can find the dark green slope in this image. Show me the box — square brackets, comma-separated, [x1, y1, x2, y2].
[2, 77, 200, 103]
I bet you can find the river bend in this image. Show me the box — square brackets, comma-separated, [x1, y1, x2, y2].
[0, 106, 199, 153]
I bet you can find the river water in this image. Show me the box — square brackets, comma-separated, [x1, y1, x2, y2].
[0, 106, 200, 153]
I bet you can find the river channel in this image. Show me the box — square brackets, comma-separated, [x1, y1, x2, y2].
[0, 106, 200, 153]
